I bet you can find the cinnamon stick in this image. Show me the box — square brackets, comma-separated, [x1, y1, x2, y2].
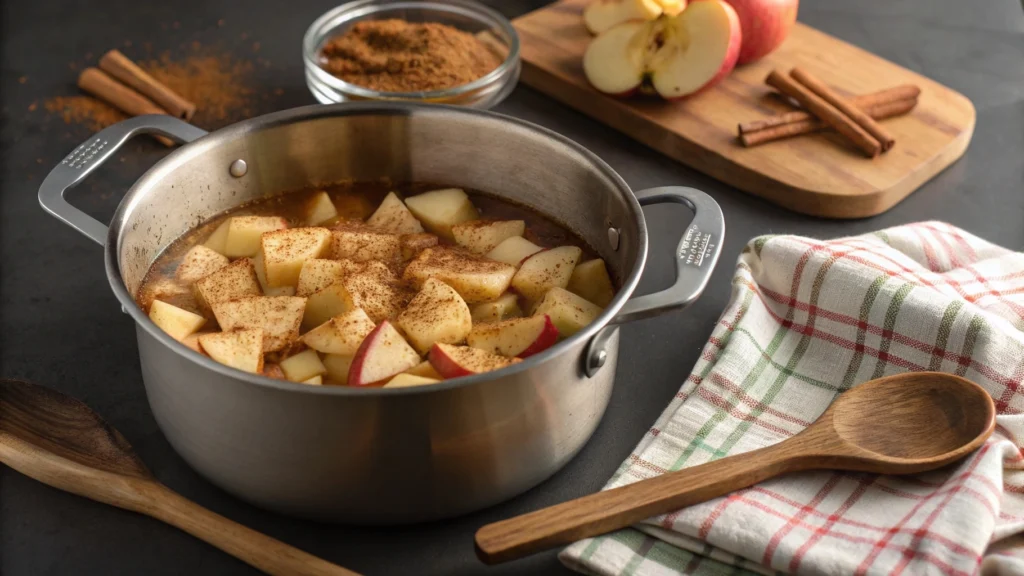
[738, 85, 920, 135]
[77, 68, 174, 147]
[99, 49, 196, 121]
[741, 98, 917, 147]
[790, 67, 896, 152]
[765, 70, 881, 158]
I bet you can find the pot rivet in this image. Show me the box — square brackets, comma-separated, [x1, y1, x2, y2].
[592, 350, 607, 370]
[229, 159, 248, 178]
[608, 227, 620, 251]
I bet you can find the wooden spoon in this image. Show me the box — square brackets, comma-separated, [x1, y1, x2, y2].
[0, 379, 359, 576]
[475, 372, 996, 564]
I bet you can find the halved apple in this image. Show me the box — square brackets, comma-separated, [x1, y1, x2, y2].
[366, 191, 424, 235]
[584, 0, 665, 35]
[198, 329, 264, 374]
[583, 1, 741, 99]
[567, 258, 616, 307]
[149, 299, 206, 341]
[384, 373, 441, 388]
[302, 308, 376, 355]
[512, 245, 583, 301]
[466, 315, 558, 358]
[348, 321, 421, 387]
[470, 293, 523, 324]
[452, 220, 526, 254]
[223, 216, 288, 258]
[404, 188, 479, 239]
[260, 227, 332, 288]
[533, 287, 604, 337]
[485, 236, 544, 267]
[428, 343, 521, 379]
[396, 278, 472, 354]
[403, 247, 515, 303]
[175, 245, 229, 285]
[305, 191, 339, 226]
[279, 348, 327, 382]
[211, 295, 306, 352]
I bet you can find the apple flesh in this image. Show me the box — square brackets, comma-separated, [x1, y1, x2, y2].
[466, 314, 558, 358]
[198, 329, 264, 374]
[404, 188, 479, 240]
[149, 299, 206, 341]
[348, 321, 421, 386]
[305, 191, 339, 226]
[584, 0, 667, 35]
[724, 0, 797, 65]
[452, 220, 526, 254]
[366, 191, 424, 235]
[279, 349, 327, 382]
[428, 343, 520, 379]
[567, 258, 616, 307]
[485, 236, 544, 267]
[384, 373, 441, 388]
[583, 1, 742, 99]
[470, 292, 523, 324]
[395, 278, 472, 354]
[301, 308, 376, 355]
[512, 245, 583, 301]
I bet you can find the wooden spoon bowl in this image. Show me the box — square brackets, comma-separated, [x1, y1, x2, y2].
[475, 372, 996, 564]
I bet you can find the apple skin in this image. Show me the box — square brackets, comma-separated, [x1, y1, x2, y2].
[722, 0, 798, 65]
[659, 0, 743, 100]
[517, 315, 559, 358]
[428, 344, 474, 379]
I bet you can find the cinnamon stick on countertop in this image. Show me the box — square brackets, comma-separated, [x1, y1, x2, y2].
[99, 49, 196, 121]
[790, 67, 896, 152]
[738, 85, 921, 135]
[740, 98, 916, 147]
[765, 70, 881, 158]
[77, 68, 174, 147]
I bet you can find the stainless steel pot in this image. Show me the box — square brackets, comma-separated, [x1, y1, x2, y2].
[39, 104, 723, 524]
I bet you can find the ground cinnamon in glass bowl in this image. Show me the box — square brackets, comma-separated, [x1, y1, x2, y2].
[303, 0, 520, 109]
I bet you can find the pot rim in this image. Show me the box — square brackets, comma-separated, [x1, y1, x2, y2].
[104, 102, 648, 396]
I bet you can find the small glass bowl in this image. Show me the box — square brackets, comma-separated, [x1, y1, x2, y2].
[303, 0, 521, 109]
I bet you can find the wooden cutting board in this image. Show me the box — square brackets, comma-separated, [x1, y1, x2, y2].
[512, 0, 975, 218]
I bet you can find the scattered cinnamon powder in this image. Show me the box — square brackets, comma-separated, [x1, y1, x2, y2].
[319, 19, 503, 93]
[45, 96, 127, 132]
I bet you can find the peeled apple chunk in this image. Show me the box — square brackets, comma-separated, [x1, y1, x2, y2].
[583, 1, 742, 99]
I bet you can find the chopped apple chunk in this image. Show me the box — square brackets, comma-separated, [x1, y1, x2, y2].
[263, 363, 286, 380]
[199, 329, 264, 374]
[403, 247, 515, 303]
[331, 225, 402, 263]
[348, 321, 421, 386]
[428, 343, 521, 379]
[567, 258, 616, 307]
[400, 233, 439, 261]
[203, 219, 232, 255]
[139, 278, 198, 314]
[280, 349, 327, 382]
[470, 293, 523, 324]
[193, 258, 262, 311]
[175, 245, 229, 285]
[302, 284, 351, 332]
[512, 246, 583, 301]
[305, 191, 338, 226]
[322, 354, 354, 385]
[340, 262, 413, 323]
[452, 220, 526, 254]
[404, 188, 478, 239]
[149, 300, 206, 341]
[486, 236, 544, 266]
[181, 331, 211, 354]
[296, 259, 346, 296]
[396, 278, 472, 354]
[223, 216, 288, 258]
[211, 296, 306, 352]
[302, 308, 376, 355]
[366, 191, 424, 234]
[260, 227, 332, 288]
[384, 374, 440, 388]
[533, 287, 603, 337]
[405, 361, 443, 380]
[466, 315, 558, 358]
[303, 375, 324, 385]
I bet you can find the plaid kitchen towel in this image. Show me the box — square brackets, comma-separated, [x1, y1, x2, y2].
[560, 222, 1024, 576]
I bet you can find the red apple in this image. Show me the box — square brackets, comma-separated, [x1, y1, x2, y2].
[348, 320, 421, 387]
[723, 0, 798, 65]
[583, 1, 742, 100]
[466, 315, 559, 358]
[428, 343, 520, 379]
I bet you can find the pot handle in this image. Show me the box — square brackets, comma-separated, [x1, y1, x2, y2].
[584, 187, 724, 377]
[38, 115, 209, 246]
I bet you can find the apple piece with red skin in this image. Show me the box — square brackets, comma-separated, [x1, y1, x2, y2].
[428, 343, 521, 379]
[724, 0, 797, 65]
[347, 320, 421, 387]
[583, 1, 742, 100]
[466, 315, 559, 358]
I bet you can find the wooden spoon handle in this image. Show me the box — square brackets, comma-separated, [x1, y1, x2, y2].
[142, 483, 360, 576]
[475, 443, 810, 564]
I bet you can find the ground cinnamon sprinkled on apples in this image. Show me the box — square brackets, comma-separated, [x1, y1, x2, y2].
[318, 19, 503, 92]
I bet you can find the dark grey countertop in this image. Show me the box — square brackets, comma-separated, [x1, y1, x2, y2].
[2, 1, 1022, 574]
